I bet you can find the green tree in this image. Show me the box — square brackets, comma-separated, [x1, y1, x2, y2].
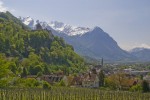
[129, 84, 142, 92]
[0, 54, 10, 79]
[21, 67, 28, 78]
[0, 54, 10, 88]
[59, 80, 66, 86]
[0, 11, 87, 88]
[142, 80, 149, 92]
[29, 65, 43, 75]
[43, 81, 51, 89]
[99, 70, 105, 87]
[9, 62, 17, 74]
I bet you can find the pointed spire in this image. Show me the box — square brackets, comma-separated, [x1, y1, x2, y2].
[101, 58, 103, 67]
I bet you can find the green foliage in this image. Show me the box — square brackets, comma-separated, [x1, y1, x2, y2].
[142, 80, 150, 92]
[99, 70, 105, 87]
[43, 81, 51, 89]
[129, 84, 142, 92]
[0, 11, 29, 29]
[105, 77, 117, 90]
[0, 54, 10, 79]
[59, 80, 66, 86]
[0, 79, 9, 88]
[37, 72, 43, 77]
[105, 73, 132, 90]
[0, 13, 86, 71]
[21, 67, 28, 78]
[0, 12, 86, 88]
[24, 78, 40, 88]
[12, 78, 42, 88]
[9, 62, 17, 74]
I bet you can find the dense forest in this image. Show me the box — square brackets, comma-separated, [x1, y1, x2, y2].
[0, 12, 87, 88]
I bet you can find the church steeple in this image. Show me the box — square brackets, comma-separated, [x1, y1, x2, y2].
[101, 58, 103, 67]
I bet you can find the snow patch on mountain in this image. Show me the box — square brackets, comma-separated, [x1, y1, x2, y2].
[48, 21, 90, 36]
[21, 16, 33, 25]
[19, 16, 36, 29]
[19, 16, 91, 36]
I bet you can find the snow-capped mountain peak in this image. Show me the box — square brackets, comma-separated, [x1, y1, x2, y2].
[19, 16, 91, 36]
[19, 16, 36, 29]
[20, 16, 33, 25]
[48, 21, 91, 36]
[48, 21, 66, 32]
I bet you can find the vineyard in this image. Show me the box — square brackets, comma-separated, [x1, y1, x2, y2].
[0, 88, 150, 100]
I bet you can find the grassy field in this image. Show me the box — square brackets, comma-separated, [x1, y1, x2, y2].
[0, 87, 150, 100]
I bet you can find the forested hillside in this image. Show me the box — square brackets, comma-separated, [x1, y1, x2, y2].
[0, 12, 86, 88]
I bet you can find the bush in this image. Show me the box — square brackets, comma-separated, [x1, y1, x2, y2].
[25, 78, 40, 87]
[142, 80, 150, 92]
[59, 80, 66, 86]
[12, 78, 41, 88]
[129, 84, 142, 92]
[0, 79, 8, 88]
[43, 81, 51, 89]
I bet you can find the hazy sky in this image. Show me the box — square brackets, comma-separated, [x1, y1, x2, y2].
[1, 0, 150, 50]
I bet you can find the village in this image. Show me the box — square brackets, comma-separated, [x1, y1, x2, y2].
[27, 61, 150, 91]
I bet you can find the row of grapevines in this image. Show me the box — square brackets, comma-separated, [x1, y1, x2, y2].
[0, 87, 150, 100]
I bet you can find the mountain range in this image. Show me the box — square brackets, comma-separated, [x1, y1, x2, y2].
[129, 48, 150, 62]
[0, 11, 86, 75]
[19, 16, 150, 62]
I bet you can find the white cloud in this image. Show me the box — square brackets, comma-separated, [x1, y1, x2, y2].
[0, 0, 8, 12]
[139, 44, 150, 49]
[133, 43, 150, 49]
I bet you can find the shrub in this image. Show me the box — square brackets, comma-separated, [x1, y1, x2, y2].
[43, 81, 51, 89]
[142, 80, 150, 92]
[129, 84, 142, 92]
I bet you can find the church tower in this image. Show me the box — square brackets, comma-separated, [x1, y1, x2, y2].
[101, 58, 103, 67]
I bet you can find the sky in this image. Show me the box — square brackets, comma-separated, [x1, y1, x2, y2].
[1, 0, 150, 50]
